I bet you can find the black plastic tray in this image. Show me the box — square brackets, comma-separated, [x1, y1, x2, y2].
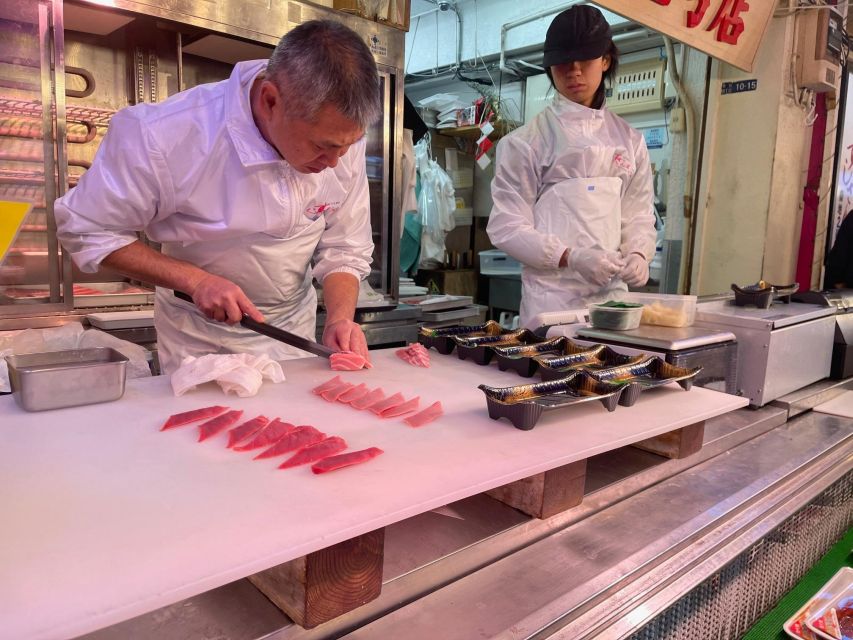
[731, 282, 799, 309]
[478, 370, 624, 430]
[585, 356, 702, 406]
[492, 336, 570, 377]
[418, 320, 504, 355]
[455, 329, 545, 366]
[536, 346, 646, 381]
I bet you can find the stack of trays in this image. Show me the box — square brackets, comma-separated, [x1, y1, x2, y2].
[536, 345, 646, 381]
[479, 355, 702, 430]
[492, 337, 571, 377]
[454, 329, 546, 365]
[418, 320, 506, 355]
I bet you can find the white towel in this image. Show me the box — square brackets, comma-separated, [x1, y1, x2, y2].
[170, 353, 285, 397]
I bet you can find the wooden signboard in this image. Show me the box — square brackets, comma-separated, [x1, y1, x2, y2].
[595, 0, 775, 72]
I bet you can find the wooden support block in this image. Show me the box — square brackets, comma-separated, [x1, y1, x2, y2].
[486, 459, 587, 519]
[248, 528, 384, 629]
[632, 420, 705, 459]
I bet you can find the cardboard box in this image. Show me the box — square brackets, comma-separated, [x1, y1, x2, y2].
[414, 269, 477, 297]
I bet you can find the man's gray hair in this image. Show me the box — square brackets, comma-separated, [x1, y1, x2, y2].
[267, 20, 381, 129]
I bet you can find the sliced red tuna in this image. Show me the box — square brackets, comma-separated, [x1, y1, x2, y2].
[330, 351, 372, 370]
[233, 418, 296, 451]
[311, 447, 384, 474]
[226, 415, 270, 448]
[395, 343, 431, 367]
[404, 401, 444, 427]
[311, 375, 343, 395]
[350, 387, 385, 410]
[161, 405, 228, 431]
[277, 436, 348, 469]
[254, 426, 326, 460]
[338, 383, 369, 404]
[368, 392, 406, 415]
[197, 410, 244, 442]
[320, 382, 354, 402]
[381, 396, 420, 418]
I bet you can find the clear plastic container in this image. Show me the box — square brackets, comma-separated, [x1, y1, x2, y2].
[479, 250, 522, 275]
[588, 302, 643, 331]
[617, 292, 697, 327]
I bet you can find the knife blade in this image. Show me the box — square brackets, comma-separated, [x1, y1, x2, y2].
[174, 290, 335, 358]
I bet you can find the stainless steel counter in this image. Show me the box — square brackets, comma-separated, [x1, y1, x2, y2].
[77, 383, 853, 640]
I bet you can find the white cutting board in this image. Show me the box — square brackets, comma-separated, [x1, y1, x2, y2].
[812, 390, 853, 418]
[0, 348, 746, 640]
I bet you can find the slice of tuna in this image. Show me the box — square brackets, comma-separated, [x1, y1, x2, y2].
[404, 401, 444, 427]
[233, 418, 296, 451]
[395, 343, 430, 367]
[311, 375, 343, 395]
[330, 351, 372, 370]
[161, 405, 229, 431]
[277, 436, 348, 469]
[350, 387, 385, 410]
[320, 382, 354, 402]
[338, 383, 369, 404]
[198, 410, 244, 442]
[311, 447, 384, 474]
[226, 415, 270, 448]
[254, 426, 326, 460]
[368, 392, 406, 415]
[381, 396, 420, 418]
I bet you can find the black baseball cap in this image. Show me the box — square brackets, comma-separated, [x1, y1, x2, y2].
[543, 5, 612, 67]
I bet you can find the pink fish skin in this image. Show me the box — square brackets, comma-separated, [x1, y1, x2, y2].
[380, 396, 420, 418]
[350, 388, 385, 410]
[277, 436, 348, 469]
[226, 415, 269, 448]
[162, 405, 228, 431]
[198, 410, 244, 442]
[311, 375, 343, 395]
[312, 447, 384, 474]
[330, 351, 372, 370]
[254, 426, 326, 460]
[233, 419, 296, 451]
[404, 401, 444, 427]
[368, 392, 405, 415]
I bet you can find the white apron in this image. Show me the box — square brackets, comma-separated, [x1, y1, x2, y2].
[155, 216, 326, 374]
[520, 176, 626, 329]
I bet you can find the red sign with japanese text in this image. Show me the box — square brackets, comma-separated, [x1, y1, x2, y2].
[594, 0, 775, 72]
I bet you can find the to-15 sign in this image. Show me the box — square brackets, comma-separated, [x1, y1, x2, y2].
[594, 0, 775, 72]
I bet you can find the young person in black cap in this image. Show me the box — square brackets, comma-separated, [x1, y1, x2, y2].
[487, 5, 657, 329]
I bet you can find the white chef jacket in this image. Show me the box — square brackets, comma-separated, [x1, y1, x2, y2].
[55, 60, 373, 371]
[487, 92, 656, 328]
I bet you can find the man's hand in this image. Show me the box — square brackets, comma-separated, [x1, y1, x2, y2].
[322, 318, 370, 363]
[619, 253, 650, 287]
[189, 273, 264, 324]
[568, 248, 625, 286]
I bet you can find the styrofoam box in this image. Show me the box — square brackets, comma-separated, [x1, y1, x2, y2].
[617, 292, 697, 327]
[479, 250, 521, 276]
[450, 168, 473, 189]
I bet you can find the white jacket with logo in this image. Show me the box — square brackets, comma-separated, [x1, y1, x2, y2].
[487, 93, 656, 328]
[55, 60, 373, 371]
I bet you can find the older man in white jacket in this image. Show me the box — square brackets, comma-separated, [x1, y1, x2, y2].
[55, 20, 379, 373]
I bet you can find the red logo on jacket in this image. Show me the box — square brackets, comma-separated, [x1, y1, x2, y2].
[305, 202, 341, 221]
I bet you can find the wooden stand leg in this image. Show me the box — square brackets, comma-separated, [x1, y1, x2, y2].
[486, 459, 587, 519]
[248, 528, 384, 629]
[632, 421, 705, 459]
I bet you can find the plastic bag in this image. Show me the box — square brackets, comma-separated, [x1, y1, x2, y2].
[414, 137, 456, 269]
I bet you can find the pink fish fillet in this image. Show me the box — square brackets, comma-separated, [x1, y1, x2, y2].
[311, 375, 343, 395]
[233, 419, 296, 451]
[254, 426, 326, 460]
[330, 351, 372, 370]
[277, 436, 348, 469]
[226, 415, 270, 448]
[161, 405, 229, 431]
[381, 396, 420, 418]
[197, 409, 244, 442]
[395, 343, 430, 367]
[350, 387, 385, 410]
[320, 382, 354, 402]
[311, 447, 384, 474]
[368, 392, 406, 415]
[338, 382, 369, 404]
[404, 401, 444, 427]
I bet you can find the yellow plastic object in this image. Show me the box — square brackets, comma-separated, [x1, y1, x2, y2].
[0, 200, 32, 262]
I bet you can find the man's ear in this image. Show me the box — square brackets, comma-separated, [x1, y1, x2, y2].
[602, 55, 611, 72]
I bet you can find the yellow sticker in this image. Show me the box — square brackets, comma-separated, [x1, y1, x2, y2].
[0, 200, 33, 263]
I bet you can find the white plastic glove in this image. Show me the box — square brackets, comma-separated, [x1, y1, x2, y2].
[568, 248, 625, 286]
[620, 253, 650, 287]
